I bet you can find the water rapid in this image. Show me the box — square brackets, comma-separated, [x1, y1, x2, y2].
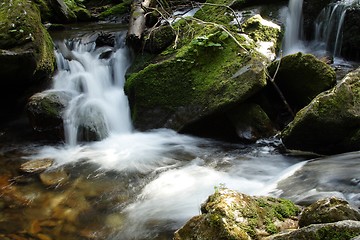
[283, 0, 305, 55]
[18, 29, 359, 239]
[314, 0, 360, 58]
[53, 33, 132, 146]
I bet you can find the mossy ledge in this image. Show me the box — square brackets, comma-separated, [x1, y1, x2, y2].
[0, 0, 55, 119]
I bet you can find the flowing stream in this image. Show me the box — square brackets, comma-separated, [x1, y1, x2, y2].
[314, 0, 360, 58]
[0, 22, 359, 239]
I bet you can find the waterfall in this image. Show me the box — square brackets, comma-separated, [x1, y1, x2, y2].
[52, 32, 133, 146]
[283, 0, 304, 55]
[314, 0, 360, 58]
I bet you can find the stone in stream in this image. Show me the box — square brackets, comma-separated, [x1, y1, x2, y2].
[39, 169, 69, 187]
[299, 197, 360, 227]
[20, 158, 54, 173]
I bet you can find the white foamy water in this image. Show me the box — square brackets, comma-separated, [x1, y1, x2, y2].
[25, 29, 359, 239]
[53, 33, 132, 146]
[283, 0, 305, 55]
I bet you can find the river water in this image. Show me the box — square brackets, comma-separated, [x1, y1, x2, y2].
[0, 22, 359, 240]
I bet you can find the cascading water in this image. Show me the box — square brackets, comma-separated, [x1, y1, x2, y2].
[52, 32, 132, 146]
[18, 27, 360, 240]
[283, 0, 305, 55]
[314, 0, 360, 58]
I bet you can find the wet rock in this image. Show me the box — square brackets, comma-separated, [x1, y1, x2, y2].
[20, 158, 54, 173]
[299, 197, 360, 227]
[96, 32, 115, 48]
[227, 103, 276, 142]
[27, 90, 72, 139]
[40, 169, 69, 187]
[281, 67, 360, 154]
[267, 220, 360, 240]
[174, 188, 300, 240]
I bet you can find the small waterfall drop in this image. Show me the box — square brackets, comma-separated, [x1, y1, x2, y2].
[283, 0, 304, 55]
[314, 0, 359, 58]
[53, 32, 132, 146]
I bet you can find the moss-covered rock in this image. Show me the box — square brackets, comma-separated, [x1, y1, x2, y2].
[174, 188, 300, 240]
[98, 0, 132, 20]
[299, 197, 360, 228]
[268, 52, 336, 112]
[0, 0, 55, 120]
[125, 7, 285, 131]
[126, 27, 267, 130]
[242, 14, 282, 59]
[267, 220, 360, 240]
[281, 67, 360, 154]
[144, 25, 176, 53]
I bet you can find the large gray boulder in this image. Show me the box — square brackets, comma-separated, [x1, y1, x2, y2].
[281, 67, 360, 154]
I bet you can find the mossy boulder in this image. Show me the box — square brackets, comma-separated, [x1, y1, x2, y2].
[27, 91, 72, 139]
[268, 52, 336, 112]
[267, 220, 360, 240]
[174, 188, 300, 240]
[0, 0, 55, 120]
[125, 11, 283, 131]
[281, 67, 360, 154]
[299, 197, 360, 228]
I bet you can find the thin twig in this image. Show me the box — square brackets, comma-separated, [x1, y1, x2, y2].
[265, 53, 295, 117]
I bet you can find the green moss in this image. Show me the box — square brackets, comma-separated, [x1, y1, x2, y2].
[99, 0, 132, 19]
[281, 67, 360, 154]
[126, 20, 267, 127]
[0, 0, 55, 76]
[316, 225, 360, 240]
[194, 0, 234, 25]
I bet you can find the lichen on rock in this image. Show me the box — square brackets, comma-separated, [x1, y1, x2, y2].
[174, 188, 300, 240]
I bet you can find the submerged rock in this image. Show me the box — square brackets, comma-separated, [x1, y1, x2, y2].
[281, 67, 360, 154]
[174, 188, 300, 240]
[0, 0, 55, 120]
[40, 169, 69, 187]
